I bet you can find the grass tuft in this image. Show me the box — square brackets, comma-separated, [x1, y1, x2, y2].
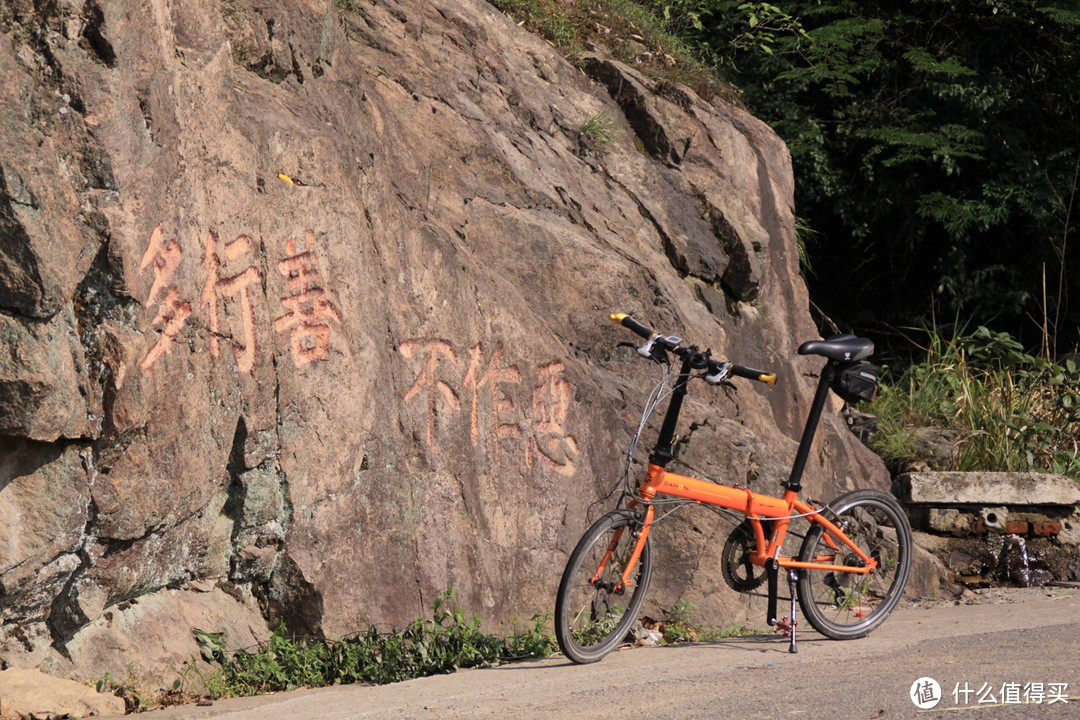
[643, 600, 756, 645]
[489, 0, 741, 105]
[867, 326, 1080, 479]
[192, 590, 556, 699]
[579, 112, 617, 144]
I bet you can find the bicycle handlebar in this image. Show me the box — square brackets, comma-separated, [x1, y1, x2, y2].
[729, 363, 778, 386]
[609, 313, 777, 386]
[610, 313, 656, 341]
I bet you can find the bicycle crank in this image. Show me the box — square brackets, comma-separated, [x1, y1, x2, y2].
[721, 520, 769, 592]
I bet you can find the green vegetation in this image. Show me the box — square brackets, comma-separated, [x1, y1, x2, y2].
[133, 596, 749, 709]
[659, 0, 1080, 353]
[487, 0, 740, 102]
[501, 612, 562, 659]
[579, 112, 618, 145]
[93, 594, 556, 710]
[866, 326, 1080, 478]
[570, 607, 621, 646]
[190, 591, 555, 699]
[95, 663, 193, 713]
[645, 600, 756, 643]
[659, 599, 699, 643]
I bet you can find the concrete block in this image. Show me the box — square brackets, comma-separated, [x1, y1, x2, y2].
[899, 472, 1080, 506]
[916, 507, 975, 535]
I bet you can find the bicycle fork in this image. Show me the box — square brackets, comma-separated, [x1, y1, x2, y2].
[766, 560, 800, 654]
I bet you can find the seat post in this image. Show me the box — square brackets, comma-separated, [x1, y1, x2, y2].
[784, 362, 837, 492]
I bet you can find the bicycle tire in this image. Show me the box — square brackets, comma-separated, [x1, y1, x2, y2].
[797, 489, 912, 640]
[555, 509, 653, 663]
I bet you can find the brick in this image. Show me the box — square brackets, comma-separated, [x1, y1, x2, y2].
[1033, 522, 1063, 537]
[1005, 520, 1029, 535]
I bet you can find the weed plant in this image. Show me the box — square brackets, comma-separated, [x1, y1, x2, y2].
[185, 594, 749, 703]
[579, 113, 617, 145]
[642, 600, 755, 645]
[196, 591, 556, 698]
[867, 326, 1080, 479]
[95, 666, 156, 713]
[487, 0, 740, 103]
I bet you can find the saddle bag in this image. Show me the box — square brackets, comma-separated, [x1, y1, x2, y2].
[831, 360, 880, 404]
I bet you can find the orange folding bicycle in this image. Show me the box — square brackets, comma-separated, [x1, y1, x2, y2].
[554, 314, 912, 662]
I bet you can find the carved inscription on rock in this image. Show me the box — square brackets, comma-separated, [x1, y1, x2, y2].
[137, 225, 340, 374]
[202, 231, 263, 374]
[274, 230, 341, 368]
[399, 340, 461, 455]
[464, 344, 522, 465]
[399, 341, 578, 475]
[139, 225, 191, 371]
[527, 361, 579, 477]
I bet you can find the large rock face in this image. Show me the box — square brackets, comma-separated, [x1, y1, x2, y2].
[0, 0, 888, 683]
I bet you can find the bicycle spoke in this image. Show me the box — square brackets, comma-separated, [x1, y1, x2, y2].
[798, 490, 912, 639]
[555, 511, 653, 663]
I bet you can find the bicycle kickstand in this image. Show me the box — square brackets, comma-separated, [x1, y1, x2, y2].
[786, 570, 798, 653]
[767, 563, 799, 654]
[772, 570, 799, 654]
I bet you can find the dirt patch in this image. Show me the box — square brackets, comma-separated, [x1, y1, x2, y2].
[902, 583, 1080, 610]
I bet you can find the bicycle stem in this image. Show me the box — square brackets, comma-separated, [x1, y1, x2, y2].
[647, 352, 695, 466]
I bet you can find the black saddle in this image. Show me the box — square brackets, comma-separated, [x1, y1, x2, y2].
[798, 334, 874, 363]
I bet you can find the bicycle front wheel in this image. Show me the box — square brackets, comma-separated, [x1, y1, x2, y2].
[555, 509, 653, 663]
[797, 489, 912, 640]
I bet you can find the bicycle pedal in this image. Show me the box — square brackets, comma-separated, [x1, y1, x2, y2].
[773, 617, 796, 637]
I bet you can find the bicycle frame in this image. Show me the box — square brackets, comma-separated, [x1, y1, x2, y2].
[630, 466, 876, 574]
[614, 348, 876, 608]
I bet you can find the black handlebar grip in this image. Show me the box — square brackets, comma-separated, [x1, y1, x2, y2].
[609, 313, 656, 340]
[730, 363, 778, 386]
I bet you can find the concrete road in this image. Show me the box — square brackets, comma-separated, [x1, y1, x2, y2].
[111, 587, 1080, 720]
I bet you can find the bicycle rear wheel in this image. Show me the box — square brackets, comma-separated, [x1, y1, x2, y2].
[555, 509, 653, 663]
[797, 489, 912, 640]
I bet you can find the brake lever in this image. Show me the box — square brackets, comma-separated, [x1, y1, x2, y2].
[705, 361, 732, 386]
[615, 339, 664, 364]
[637, 336, 659, 359]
